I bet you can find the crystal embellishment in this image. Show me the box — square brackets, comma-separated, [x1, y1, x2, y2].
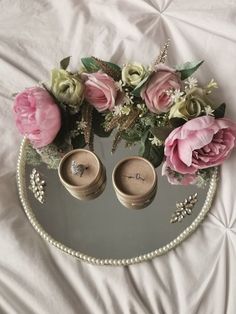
[170, 193, 198, 223]
[29, 168, 46, 204]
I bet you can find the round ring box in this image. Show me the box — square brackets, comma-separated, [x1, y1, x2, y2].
[112, 156, 157, 209]
[58, 149, 106, 201]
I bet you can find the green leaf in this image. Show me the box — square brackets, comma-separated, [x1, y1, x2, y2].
[81, 57, 121, 80]
[81, 57, 101, 72]
[132, 74, 151, 97]
[102, 61, 121, 74]
[92, 110, 112, 137]
[71, 133, 86, 149]
[53, 106, 71, 147]
[169, 117, 186, 128]
[213, 103, 226, 119]
[151, 126, 173, 141]
[60, 56, 71, 70]
[175, 60, 204, 80]
[139, 131, 164, 168]
[91, 57, 121, 80]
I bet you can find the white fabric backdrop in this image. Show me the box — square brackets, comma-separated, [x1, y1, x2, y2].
[0, 0, 236, 313]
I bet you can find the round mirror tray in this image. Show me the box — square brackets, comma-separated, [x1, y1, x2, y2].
[17, 137, 218, 266]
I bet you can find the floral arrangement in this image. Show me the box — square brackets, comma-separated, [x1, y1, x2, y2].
[13, 42, 236, 186]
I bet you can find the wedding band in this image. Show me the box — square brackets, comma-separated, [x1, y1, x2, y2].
[135, 173, 145, 181]
[122, 173, 145, 181]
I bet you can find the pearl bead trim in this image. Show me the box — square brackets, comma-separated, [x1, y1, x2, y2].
[17, 138, 218, 266]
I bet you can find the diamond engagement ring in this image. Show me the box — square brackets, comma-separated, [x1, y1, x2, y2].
[71, 160, 88, 177]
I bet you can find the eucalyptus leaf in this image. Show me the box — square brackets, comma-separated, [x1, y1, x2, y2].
[139, 131, 164, 168]
[213, 103, 226, 119]
[60, 56, 71, 70]
[175, 60, 204, 80]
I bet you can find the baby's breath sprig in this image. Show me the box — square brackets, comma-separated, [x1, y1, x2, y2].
[70, 120, 87, 138]
[115, 80, 125, 91]
[185, 76, 198, 90]
[204, 105, 214, 116]
[137, 103, 148, 117]
[149, 136, 163, 146]
[205, 79, 218, 94]
[168, 89, 185, 103]
[154, 113, 169, 127]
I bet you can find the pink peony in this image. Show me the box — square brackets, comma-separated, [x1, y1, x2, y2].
[13, 87, 61, 148]
[83, 72, 118, 112]
[141, 64, 181, 113]
[164, 116, 236, 174]
[162, 161, 197, 185]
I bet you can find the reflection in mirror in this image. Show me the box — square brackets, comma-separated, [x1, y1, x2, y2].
[18, 137, 218, 265]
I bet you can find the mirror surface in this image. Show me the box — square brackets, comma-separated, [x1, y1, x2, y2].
[20, 137, 216, 261]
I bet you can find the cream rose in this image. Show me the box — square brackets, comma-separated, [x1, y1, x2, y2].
[169, 87, 212, 120]
[51, 69, 84, 111]
[122, 63, 147, 87]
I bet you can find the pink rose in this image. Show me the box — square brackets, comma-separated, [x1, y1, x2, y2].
[141, 64, 181, 113]
[162, 161, 197, 185]
[164, 116, 236, 174]
[83, 72, 118, 112]
[13, 87, 61, 148]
